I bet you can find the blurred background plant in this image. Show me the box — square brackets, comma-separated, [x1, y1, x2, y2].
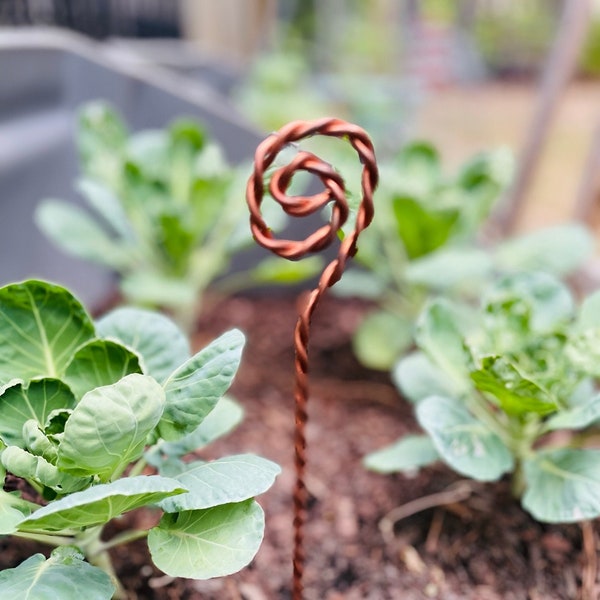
[35, 102, 323, 331]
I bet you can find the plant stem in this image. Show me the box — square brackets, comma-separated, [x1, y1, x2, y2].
[128, 457, 148, 478]
[12, 531, 75, 547]
[90, 529, 149, 555]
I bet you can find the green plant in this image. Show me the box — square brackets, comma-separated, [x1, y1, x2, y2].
[337, 141, 593, 370]
[0, 279, 280, 598]
[366, 271, 600, 523]
[35, 102, 320, 331]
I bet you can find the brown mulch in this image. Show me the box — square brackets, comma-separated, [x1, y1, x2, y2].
[1, 294, 597, 599]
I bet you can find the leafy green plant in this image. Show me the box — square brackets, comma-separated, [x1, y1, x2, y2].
[366, 271, 600, 523]
[0, 279, 280, 599]
[337, 141, 593, 370]
[35, 102, 320, 331]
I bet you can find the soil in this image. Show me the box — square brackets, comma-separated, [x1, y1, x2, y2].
[1, 294, 598, 599]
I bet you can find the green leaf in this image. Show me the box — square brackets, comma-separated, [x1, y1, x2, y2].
[329, 268, 386, 299]
[0, 280, 95, 383]
[249, 256, 323, 284]
[394, 141, 441, 193]
[159, 330, 245, 441]
[58, 374, 165, 480]
[96, 306, 190, 383]
[416, 395, 513, 481]
[566, 329, 600, 378]
[17, 475, 185, 532]
[363, 435, 439, 474]
[576, 290, 600, 330]
[352, 311, 413, 371]
[482, 272, 573, 341]
[158, 212, 196, 271]
[1, 446, 90, 494]
[494, 223, 594, 277]
[405, 247, 493, 291]
[544, 394, 600, 431]
[159, 454, 280, 512]
[470, 356, 557, 417]
[120, 271, 197, 309]
[22, 419, 58, 463]
[0, 548, 115, 599]
[78, 101, 127, 188]
[147, 396, 244, 466]
[0, 490, 36, 534]
[523, 449, 600, 523]
[415, 299, 471, 391]
[392, 196, 458, 259]
[148, 500, 265, 579]
[0, 379, 76, 447]
[64, 339, 142, 400]
[76, 178, 133, 240]
[393, 351, 462, 404]
[35, 201, 134, 270]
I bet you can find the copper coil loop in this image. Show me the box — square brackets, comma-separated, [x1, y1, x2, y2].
[246, 118, 378, 600]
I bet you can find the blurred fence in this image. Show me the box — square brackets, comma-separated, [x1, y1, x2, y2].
[0, 0, 180, 38]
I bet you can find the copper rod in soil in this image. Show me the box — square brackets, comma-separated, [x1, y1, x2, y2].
[246, 118, 378, 599]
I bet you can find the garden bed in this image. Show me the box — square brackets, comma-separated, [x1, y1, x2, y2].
[3, 293, 592, 599]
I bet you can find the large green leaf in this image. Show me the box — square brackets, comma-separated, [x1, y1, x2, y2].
[64, 340, 142, 400]
[415, 299, 471, 391]
[148, 500, 265, 579]
[0, 280, 95, 383]
[494, 223, 594, 277]
[0, 379, 76, 447]
[416, 395, 513, 481]
[352, 311, 413, 371]
[0, 490, 36, 534]
[363, 434, 439, 474]
[159, 454, 280, 512]
[58, 374, 165, 480]
[0, 547, 115, 600]
[34, 202, 134, 271]
[1, 446, 89, 494]
[17, 475, 185, 533]
[393, 351, 462, 404]
[470, 356, 557, 417]
[523, 449, 600, 523]
[96, 307, 190, 383]
[158, 329, 245, 441]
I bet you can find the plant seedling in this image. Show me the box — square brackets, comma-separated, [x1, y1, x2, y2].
[0, 279, 280, 599]
[366, 271, 600, 524]
[35, 102, 321, 331]
[337, 141, 593, 370]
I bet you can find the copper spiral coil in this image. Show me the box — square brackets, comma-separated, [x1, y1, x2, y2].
[246, 118, 378, 600]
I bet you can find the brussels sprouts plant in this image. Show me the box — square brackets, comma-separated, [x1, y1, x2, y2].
[35, 102, 321, 332]
[0, 280, 280, 599]
[336, 141, 593, 371]
[366, 271, 600, 524]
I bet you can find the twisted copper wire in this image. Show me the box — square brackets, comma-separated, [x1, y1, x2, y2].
[246, 118, 378, 598]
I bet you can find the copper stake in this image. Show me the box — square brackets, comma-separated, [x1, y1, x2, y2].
[246, 118, 378, 599]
